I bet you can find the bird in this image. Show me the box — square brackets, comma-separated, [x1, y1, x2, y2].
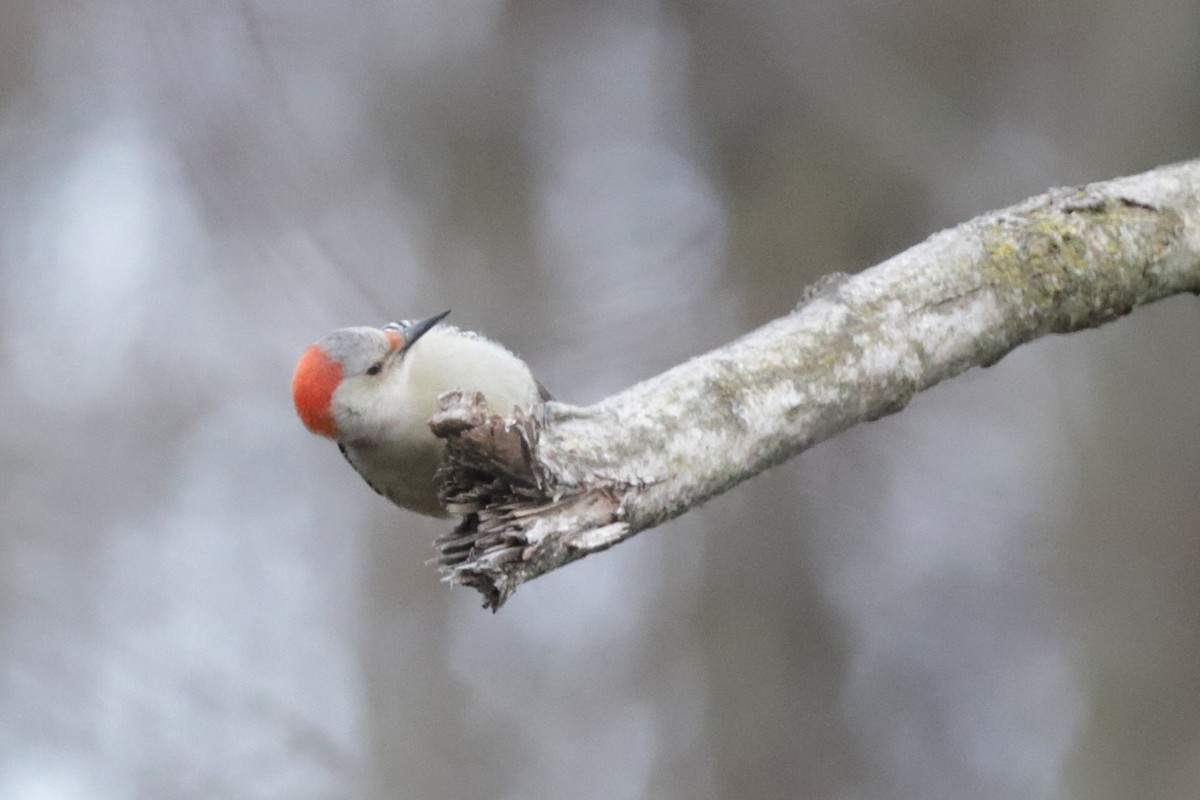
[291, 311, 547, 517]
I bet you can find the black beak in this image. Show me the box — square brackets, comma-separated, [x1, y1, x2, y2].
[398, 309, 450, 352]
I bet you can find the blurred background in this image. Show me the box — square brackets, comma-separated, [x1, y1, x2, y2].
[1, 1, 1199, 798]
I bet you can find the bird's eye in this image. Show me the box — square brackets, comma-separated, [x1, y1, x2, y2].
[366, 362, 384, 376]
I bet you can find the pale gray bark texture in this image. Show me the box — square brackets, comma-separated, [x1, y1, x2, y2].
[431, 159, 1200, 610]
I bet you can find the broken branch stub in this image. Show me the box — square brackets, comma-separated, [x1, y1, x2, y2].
[430, 391, 628, 610]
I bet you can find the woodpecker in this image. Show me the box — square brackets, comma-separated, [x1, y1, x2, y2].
[291, 311, 547, 517]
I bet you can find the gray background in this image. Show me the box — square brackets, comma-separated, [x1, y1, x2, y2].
[2, 1, 1199, 798]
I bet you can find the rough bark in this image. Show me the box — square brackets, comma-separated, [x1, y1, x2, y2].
[430, 159, 1200, 610]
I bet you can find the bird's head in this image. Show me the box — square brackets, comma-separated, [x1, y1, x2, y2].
[291, 310, 450, 439]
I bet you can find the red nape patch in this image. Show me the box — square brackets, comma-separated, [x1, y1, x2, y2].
[292, 345, 341, 438]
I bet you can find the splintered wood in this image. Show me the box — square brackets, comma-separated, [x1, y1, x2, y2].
[430, 391, 625, 610]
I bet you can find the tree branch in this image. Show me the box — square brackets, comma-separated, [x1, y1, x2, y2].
[430, 158, 1200, 610]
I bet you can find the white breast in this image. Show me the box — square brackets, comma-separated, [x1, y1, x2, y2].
[340, 326, 542, 517]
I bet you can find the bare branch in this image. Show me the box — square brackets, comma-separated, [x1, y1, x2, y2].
[431, 159, 1200, 610]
